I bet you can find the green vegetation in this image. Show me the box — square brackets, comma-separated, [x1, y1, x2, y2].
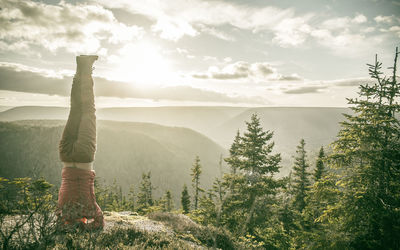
[190, 156, 204, 210]
[292, 139, 311, 213]
[1, 49, 399, 248]
[180, 184, 191, 214]
[313, 146, 325, 182]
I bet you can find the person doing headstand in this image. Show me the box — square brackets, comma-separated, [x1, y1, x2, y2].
[57, 55, 104, 229]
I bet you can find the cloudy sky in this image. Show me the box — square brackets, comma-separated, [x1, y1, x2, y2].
[0, 0, 399, 107]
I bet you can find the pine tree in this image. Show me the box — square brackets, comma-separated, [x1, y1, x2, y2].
[191, 156, 204, 210]
[181, 184, 191, 214]
[292, 139, 311, 212]
[313, 146, 325, 182]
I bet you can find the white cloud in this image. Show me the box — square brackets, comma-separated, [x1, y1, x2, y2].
[151, 16, 198, 41]
[380, 26, 400, 38]
[0, 0, 143, 54]
[362, 27, 376, 33]
[96, 0, 296, 41]
[198, 25, 235, 41]
[322, 17, 352, 30]
[388, 26, 400, 37]
[310, 29, 371, 56]
[374, 15, 399, 24]
[353, 14, 367, 24]
[322, 14, 367, 30]
[96, 0, 379, 55]
[272, 16, 313, 47]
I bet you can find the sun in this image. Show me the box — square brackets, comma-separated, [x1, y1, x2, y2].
[108, 42, 173, 86]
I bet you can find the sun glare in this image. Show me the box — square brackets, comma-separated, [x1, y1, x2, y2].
[108, 42, 173, 86]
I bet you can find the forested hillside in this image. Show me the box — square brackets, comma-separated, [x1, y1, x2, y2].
[0, 120, 226, 203]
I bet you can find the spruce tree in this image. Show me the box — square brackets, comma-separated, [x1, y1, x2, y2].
[313, 146, 325, 182]
[224, 130, 242, 174]
[181, 184, 191, 214]
[165, 190, 173, 212]
[136, 172, 153, 213]
[292, 139, 311, 212]
[191, 156, 204, 210]
[328, 48, 400, 248]
[159, 190, 174, 212]
[225, 113, 282, 235]
[127, 184, 135, 211]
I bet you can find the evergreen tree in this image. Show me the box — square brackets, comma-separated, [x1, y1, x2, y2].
[164, 190, 173, 212]
[127, 184, 135, 211]
[195, 194, 217, 226]
[191, 156, 204, 210]
[181, 184, 191, 214]
[212, 178, 224, 203]
[279, 171, 296, 233]
[327, 48, 400, 249]
[300, 172, 341, 248]
[136, 172, 153, 213]
[106, 179, 124, 211]
[224, 114, 282, 235]
[94, 177, 108, 209]
[224, 130, 242, 174]
[158, 190, 174, 212]
[292, 139, 311, 212]
[313, 146, 325, 182]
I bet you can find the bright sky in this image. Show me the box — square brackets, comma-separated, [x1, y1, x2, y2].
[0, 0, 399, 107]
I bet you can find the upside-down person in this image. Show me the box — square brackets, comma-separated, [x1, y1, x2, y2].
[57, 55, 104, 229]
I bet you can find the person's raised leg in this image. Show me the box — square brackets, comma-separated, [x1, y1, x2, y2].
[68, 55, 98, 163]
[59, 61, 82, 163]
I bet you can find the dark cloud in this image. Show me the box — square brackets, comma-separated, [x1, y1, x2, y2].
[192, 73, 210, 79]
[255, 63, 274, 76]
[283, 86, 327, 94]
[211, 61, 251, 80]
[212, 72, 248, 80]
[331, 78, 373, 86]
[283, 77, 379, 94]
[0, 62, 265, 104]
[191, 61, 302, 82]
[192, 61, 251, 80]
[278, 74, 303, 81]
[0, 63, 70, 96]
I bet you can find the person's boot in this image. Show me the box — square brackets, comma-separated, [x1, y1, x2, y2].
[78, 55, 97, 115]
[76, 55, 98, 76]
[57, 167, 104, 230]
[68, 55, 97, 116]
